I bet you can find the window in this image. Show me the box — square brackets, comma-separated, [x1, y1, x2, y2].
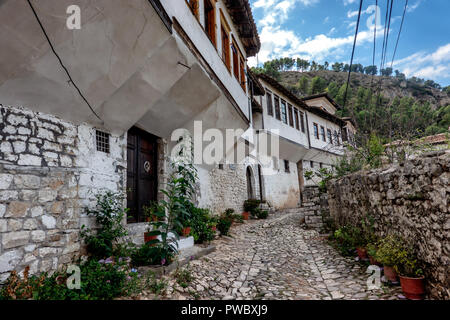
[310, 161, 314, 168]
[288, 104, 294, 127]
[320, 126, 326, 141]
[221, 25, 230, 71]
[334, 130, 340, 146]
[284, 160, 290, 173]
[300, 112, 305, 133]
[218, 163, 224, 170]
[96, 130, 110, 153]
[294, 108, 299, 130]
[232, 38, 239, 80]
[266, 91, 274, 116]
[327, 129, 332, 144]
[204, 0, 216, 47]
[313, 123, 319, 139]
[281, 100, 287, 124]
[274, 96, 281, 120]
[186, 0, 199, 18]
[239, 57, 246, 91]
[320, 163, 323, 169]
[342, 128, 348, 142]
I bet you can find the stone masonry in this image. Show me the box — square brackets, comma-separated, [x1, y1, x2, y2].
[298, 186, 329, 231]
[327, 150, 449, 299]
[0, 105, 127, 281]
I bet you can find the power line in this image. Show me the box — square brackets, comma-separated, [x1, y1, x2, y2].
[370, 0, 378, 89]
[342, 0, 364, 112]
[375, 0, 394, 106]
[390, 0, 409, 70]
[26, 0, 104, 123]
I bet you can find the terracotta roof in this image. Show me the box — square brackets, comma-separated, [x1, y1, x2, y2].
[223, 0, 261, 57]
[301, 93, 342, 110]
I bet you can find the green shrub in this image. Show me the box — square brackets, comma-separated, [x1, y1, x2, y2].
[375, 236, 424, 277]
[217, 214, 233, 236]
[0, 259, 139, 300]
[253, 208, 268, 219]
[189, 207, 215, 244]
[375, 235, 404, 267]
[243, 199, 260, 213]
[80, 191, 128, 259]
[131, 243, 176, 267]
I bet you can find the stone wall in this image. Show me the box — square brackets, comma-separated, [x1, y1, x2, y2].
[0, 105, 127, 281]
[327, 151, 449, 299]
[299, 186, 329, 231]
[198, 164, 248, 215]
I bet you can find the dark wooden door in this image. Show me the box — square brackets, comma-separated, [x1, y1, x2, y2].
[127, 127, 158, 223]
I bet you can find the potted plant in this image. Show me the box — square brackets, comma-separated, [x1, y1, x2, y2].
[181, 224, 191, 237]
[349, 227, 368, 261]
[395, 244, 426, 300]
[143, 205, 160, 246]
[375, 235, 403, 283]
[243, 199, 260, 220]
[366, 242, 382, 266]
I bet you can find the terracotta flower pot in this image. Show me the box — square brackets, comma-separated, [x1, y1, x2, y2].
[182, 227, 191, 237]
[383, 265, 399, 283]
[144, 232, 157, 245]
[369, 255, 382, 266]
[399, 275, 426, 300]
[242, 212, 250, 220]
[356, 247, 368, 260]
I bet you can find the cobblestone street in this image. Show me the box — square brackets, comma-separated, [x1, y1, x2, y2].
[139, 211, 404, 300]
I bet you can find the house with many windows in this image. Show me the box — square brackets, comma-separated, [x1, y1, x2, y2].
[0, 0, 356, 279]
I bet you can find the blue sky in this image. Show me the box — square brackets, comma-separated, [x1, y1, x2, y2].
[248, 0, 450, 86]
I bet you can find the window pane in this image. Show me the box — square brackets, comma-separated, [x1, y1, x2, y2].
[288, 104, 294, 127]
[281, 100, 287, 124]
[294, 109, 299, 130]
[266, 92, 273, 116]
[300, 112, 305, 133]
[274, 96, 281, 120]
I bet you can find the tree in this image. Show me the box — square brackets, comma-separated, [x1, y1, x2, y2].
[332, 62, 343, 72]
[380, 68, 393, 76]
[335, 83, 352, 108]
[364, 65, 378, 75]
[310, 61, 318, 71]
[326, 82, 339, 98]
[297, 76, 309, 94]
[296, 58, 309, 72]
[309, 76, 327, 94]
[323, 61, 329, 70]
[343, 64, 350, 72]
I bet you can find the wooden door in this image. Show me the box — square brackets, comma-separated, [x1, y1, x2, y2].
[127, 127, 158, 223]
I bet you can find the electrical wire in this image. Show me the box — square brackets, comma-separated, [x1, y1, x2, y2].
[26, 0, 104, 123]
[342, 0, 364, 112]
[390, 0, 409, 70]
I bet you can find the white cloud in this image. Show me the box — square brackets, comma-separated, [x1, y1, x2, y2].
[249, 0, 384, 68]
[407, 0, 423, 12]
[343, 0, 358, 6]
[393, 43, 450, 80]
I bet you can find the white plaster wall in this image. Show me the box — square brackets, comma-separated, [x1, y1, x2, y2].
[263, 159, 300, 209]
[306, 112, 343, 155]
[258, 80, 309, 148]
[162, 0, 250, 120]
